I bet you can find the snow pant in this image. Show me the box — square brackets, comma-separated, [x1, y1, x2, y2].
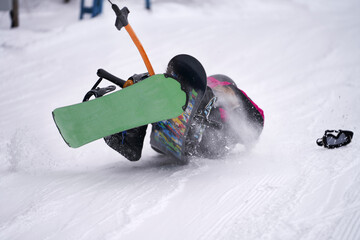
[187, 74, 265, 158]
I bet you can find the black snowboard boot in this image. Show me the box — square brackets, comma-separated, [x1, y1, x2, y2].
[104, 125, 148, 161]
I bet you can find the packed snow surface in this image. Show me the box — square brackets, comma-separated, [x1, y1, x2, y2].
[1, 0, 359, 239]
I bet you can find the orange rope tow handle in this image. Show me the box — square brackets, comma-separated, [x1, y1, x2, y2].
[124, 24, 155, 76]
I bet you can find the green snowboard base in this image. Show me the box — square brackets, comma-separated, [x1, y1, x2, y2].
[53, 74, 187, 148]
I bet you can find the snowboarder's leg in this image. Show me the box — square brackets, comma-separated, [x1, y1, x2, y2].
[208, 74, 264, 126]
[207, 75, 265, 147]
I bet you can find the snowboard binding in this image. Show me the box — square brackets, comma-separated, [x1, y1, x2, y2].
[82, 69, 150, 102]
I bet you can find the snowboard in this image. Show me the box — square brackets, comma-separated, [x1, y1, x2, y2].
[150, 54, 207, 162]
[53, 74, 187, 148]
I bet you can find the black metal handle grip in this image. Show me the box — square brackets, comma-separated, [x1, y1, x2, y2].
[97, 69, 126, 88]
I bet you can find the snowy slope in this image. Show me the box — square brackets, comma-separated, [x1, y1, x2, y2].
[1, 0, 360, 239]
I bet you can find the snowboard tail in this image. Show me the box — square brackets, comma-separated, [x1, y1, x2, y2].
[53, 74, 187, 148]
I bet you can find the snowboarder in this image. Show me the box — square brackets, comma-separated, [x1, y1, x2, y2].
[91, 1, 264, 161]
[104, 70, 264, 161]
[52, 2, 265, 163]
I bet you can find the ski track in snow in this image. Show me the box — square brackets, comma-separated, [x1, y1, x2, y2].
[1, 0, 360, 239]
